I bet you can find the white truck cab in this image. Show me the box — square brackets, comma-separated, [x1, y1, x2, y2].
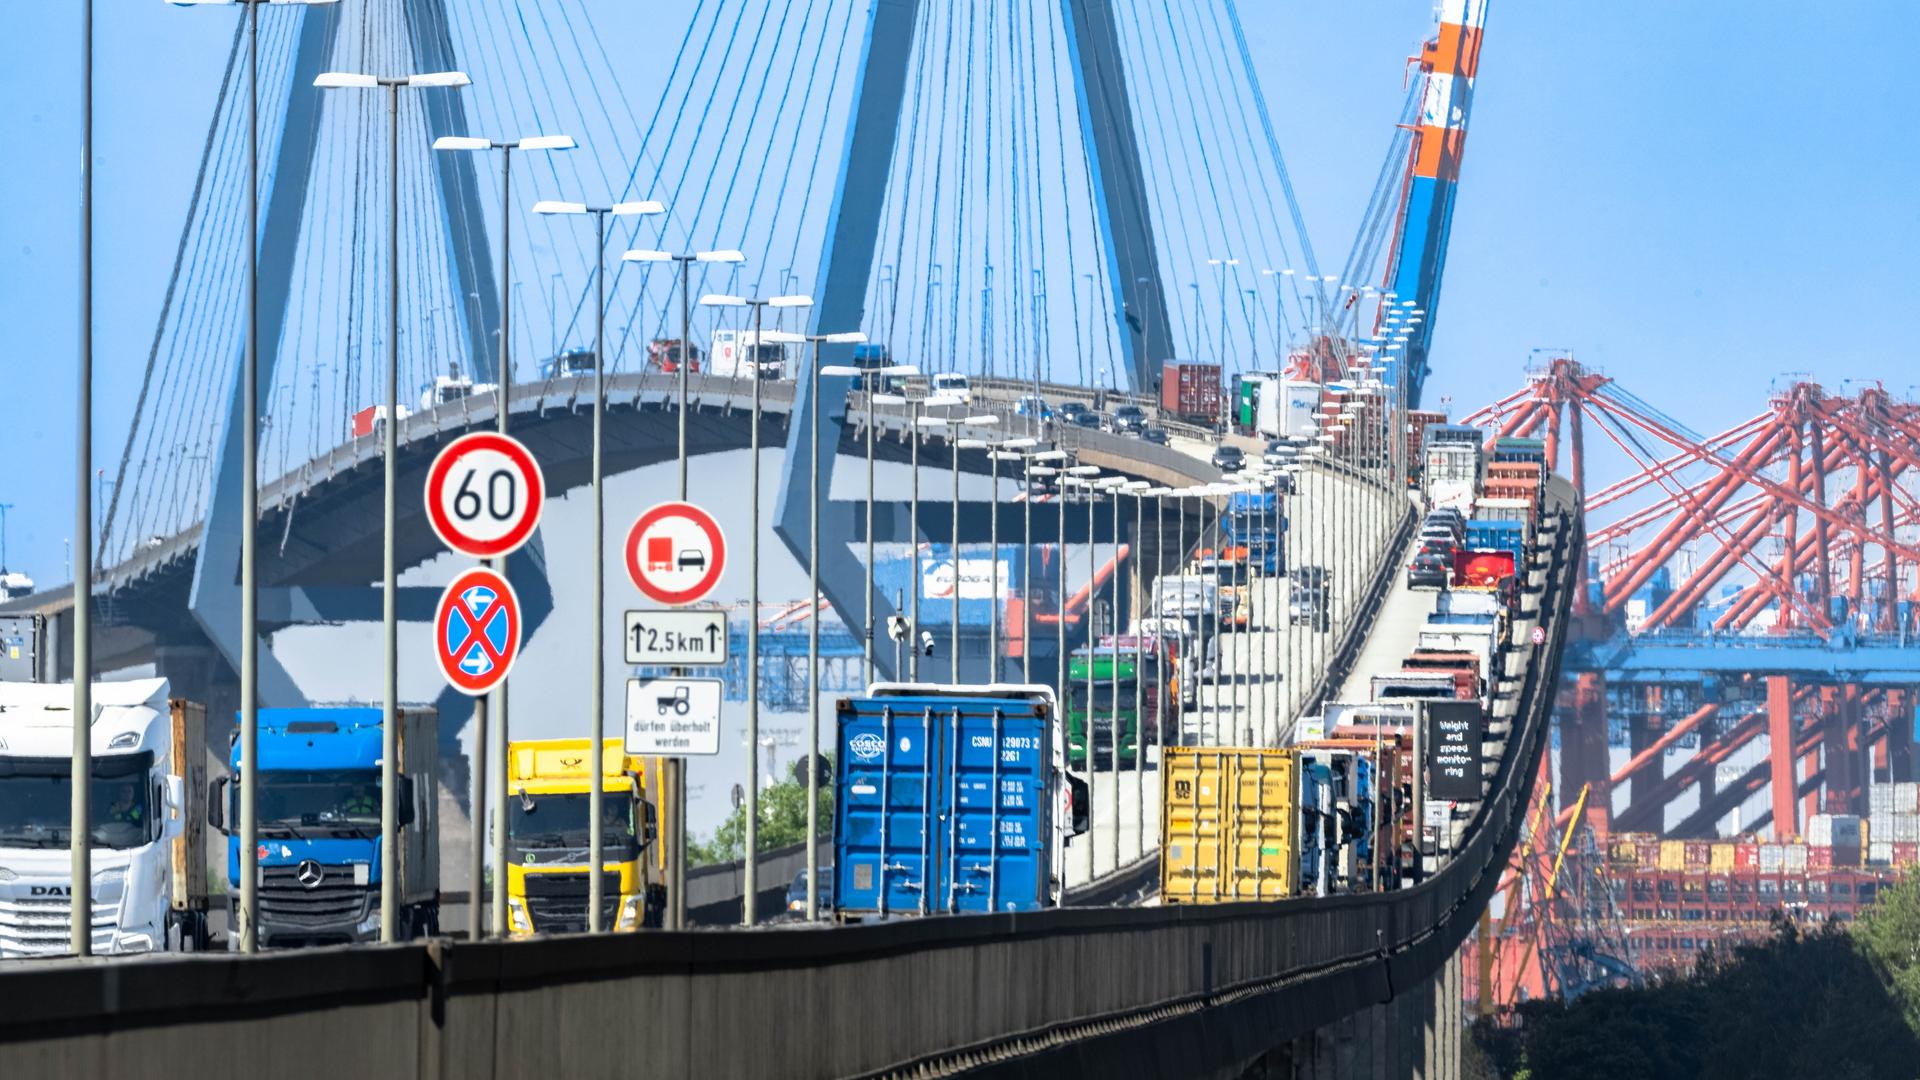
[0, 679, 207, 957]
[709, 329, 790, 380]
[932, 372, 973, 404]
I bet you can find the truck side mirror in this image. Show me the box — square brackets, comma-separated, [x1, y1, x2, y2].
[397, 776, 417, 828]
[206, 777, 228, 835]
[1067, 775, 1091, 837]
[641, 799, 659, 847]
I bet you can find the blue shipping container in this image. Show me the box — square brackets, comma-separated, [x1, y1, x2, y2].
[1464, 519, 1526, 565]
[834, 686, 1069, 917]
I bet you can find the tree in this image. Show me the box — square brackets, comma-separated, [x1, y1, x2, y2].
[1855, 867, 1920, 1033]
[689, 761, 834, 866]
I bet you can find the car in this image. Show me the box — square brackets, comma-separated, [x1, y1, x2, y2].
[786, 868, 832, 916]
[1408, 551, 1451, 588]
[1262, 439, 1299, 467]
[1211, 445, 1246, 473]
[1137, 426, 1170, 446]
[1108, 404, 1148, 434]
[1421, 522, 1463, 547]
[1070, 410, 1102, 429]
[1057, 400, 1093, 424]
[932, 372, 973, 404]
[1418, 537, 1456, 559]
[1014, 394, 1053, 420]
[1424, 507, 1466, 530]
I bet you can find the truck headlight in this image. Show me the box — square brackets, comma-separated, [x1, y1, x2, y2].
[91, 866, 126, 906]
[508, 897, 531, 933]
[356, 910, 381, 936]
[616, 895, 640, 932]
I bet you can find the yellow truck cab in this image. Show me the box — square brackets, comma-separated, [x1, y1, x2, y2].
[505, 738, 662, 935]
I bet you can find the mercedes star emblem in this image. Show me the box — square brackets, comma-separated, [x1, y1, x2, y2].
[295, 860, 326, 889]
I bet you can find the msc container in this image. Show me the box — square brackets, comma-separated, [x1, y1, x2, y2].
[1658, 840, 1686, 871]
[832, 684, 1078, 918]
[1161, 361, 1223, 425]
[1161, 747, 1300, 903]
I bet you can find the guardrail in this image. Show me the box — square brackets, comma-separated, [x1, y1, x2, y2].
[0, 481, 1579, 1080]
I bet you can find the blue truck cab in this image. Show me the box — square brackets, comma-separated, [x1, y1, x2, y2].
[1299, 747, 1375, 894]
[832, 684, 1089, 919]
[1227, 491, 1286, 576]
[207, 707, 439, 947]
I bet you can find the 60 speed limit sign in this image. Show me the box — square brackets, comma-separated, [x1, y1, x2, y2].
[424, 432, 546, 558]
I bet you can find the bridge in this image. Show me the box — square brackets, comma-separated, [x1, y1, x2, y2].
[0, 0, 1544, 1076]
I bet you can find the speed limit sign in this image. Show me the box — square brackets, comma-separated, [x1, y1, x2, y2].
[424, 432, 546, 558]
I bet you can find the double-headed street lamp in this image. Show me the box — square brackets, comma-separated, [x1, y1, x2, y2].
[316, 63, 471, 947]
[621, 247, 745, 492]
[431, 130, 574, 942]
[700, 292, 812, 927]
[534, 197, 667, 934]
[169, 0, 340, 957]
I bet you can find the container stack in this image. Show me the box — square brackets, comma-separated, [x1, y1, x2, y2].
[1867, 781, 1920, 867]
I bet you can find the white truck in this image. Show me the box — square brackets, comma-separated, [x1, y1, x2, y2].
[0, 679, 209, 957]
[709, 328, 790, 380]
[1245, 374, 1322, 441]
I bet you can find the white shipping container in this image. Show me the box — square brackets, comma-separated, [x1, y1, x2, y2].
[1896, 814, 1920, 843]
[1428, 478, 1477, 513]
[1869, 841, 1894, 866]
[1759, 844, 1785, 872]
[1808, 814, 1863, 847]
[1783, 844, 1809, 873]
[1898, 782, 1920, 814]
[1871, 783, 1895, 815]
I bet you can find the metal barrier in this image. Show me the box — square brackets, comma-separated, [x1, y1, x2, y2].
[0, 481, 1579, 1080]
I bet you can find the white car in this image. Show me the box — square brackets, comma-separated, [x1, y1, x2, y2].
[932, 372, 973, 404]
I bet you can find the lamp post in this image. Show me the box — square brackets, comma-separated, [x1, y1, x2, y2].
[1097, 476, 1128, 873]
[430, 130, 573, 941]
[169, 0, 341, 955]
[923, 412, 998, 681]
[701, 293, 815, 927]
[315, 64, 471, 945]
[534, 198, 667, 933]
[1019, 449, 1067, 682]
[861, 367, 918, 682]
[807, 338, 869, 922]
[1126, 480, 1151, 857]
[985, 443, 1029, 680]
[1206, 257, 1239, 375]
[619, 247, 745, 492]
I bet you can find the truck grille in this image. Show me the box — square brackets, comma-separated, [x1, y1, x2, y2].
[523, 871, 621, 934]
[259, 864, 369, 929]
[0, 896, 120, 958]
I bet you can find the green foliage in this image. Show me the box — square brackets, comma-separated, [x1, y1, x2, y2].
[1855, 867, 1920, 1031]
[689, 765, 834, 866]
[1507, 911, 1920, 1080]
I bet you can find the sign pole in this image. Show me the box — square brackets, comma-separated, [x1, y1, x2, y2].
[589, 209, 606, 934]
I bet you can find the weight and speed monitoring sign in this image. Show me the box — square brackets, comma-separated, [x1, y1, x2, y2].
[624, 609, 728, 666]
[625, 677, 723, 755]
[425, 432, 546, 558]
[625, 501, 727, 606]
[434, 568, 522, 695]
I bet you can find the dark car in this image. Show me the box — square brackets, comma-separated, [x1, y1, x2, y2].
[1289, 566, 1331, 630]
[1070, 410, 1102, 429]
[786, 868, 832, 917]
[1211, 445, 1246, 473]
[1408, 550, 1451, 589]
[1137, 426, 1170, 446]
[1109, 404, 1148, 434]
[1057, 401, 1093, 424]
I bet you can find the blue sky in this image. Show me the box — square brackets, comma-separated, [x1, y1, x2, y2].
[2, 2, 1916, 589]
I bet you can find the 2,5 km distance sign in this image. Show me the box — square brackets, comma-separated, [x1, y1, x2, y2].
[425, 432, 546, 558]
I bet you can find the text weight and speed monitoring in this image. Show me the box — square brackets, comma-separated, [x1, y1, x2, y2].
[624, 609, 728, 666]
[625, 677, 723, 756]
[425, 432, 546, 558]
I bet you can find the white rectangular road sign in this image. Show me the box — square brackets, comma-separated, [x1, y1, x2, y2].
[624, 609, 729, 666]
[625, 677, 723, 756]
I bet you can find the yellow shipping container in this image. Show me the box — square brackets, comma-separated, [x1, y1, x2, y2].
[1709, 842, 1736, 873]
[1161, 747, 1300, 903]
[1658, 840, 1687, 871]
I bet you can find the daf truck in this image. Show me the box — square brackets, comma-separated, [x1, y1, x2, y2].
[208, 707, 439, 947]
[504, 738, 662, 935]
[0, 678, 209, 957]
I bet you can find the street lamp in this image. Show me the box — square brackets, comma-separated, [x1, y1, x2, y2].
[169, 0, 341, 957]
[1017, 448, 1067, 682]
[852, 365, 917, 676]
[430, 129, 573, 942]
[805, 337, 868, 922]
[534, 198, 667, 933]
[620, 247, 745, 493]
[700, 292, 811, 927]
[315, 62, 470, 947]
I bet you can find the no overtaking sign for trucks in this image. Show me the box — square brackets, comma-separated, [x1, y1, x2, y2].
[625, 501, 727, 606]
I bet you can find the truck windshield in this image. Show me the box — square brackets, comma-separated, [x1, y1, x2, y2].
[0, 753, 155, 850]
[1069, 680, 1139, 713]
[257, 769, 381, 835]
[510, 793, 639, 860]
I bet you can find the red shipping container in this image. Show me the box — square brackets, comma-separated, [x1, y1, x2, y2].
[1808, 846, 1833, 870]
[1634, 838, 1661, 866]
[1683, 841, 1712, 868]
[1161, 361, 1223, 425]
[1894, 842, 1919, 866]
[1734, 843, 1759, 870]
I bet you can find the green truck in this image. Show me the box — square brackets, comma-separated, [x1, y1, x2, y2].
[1066, 638, 1171, 770]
